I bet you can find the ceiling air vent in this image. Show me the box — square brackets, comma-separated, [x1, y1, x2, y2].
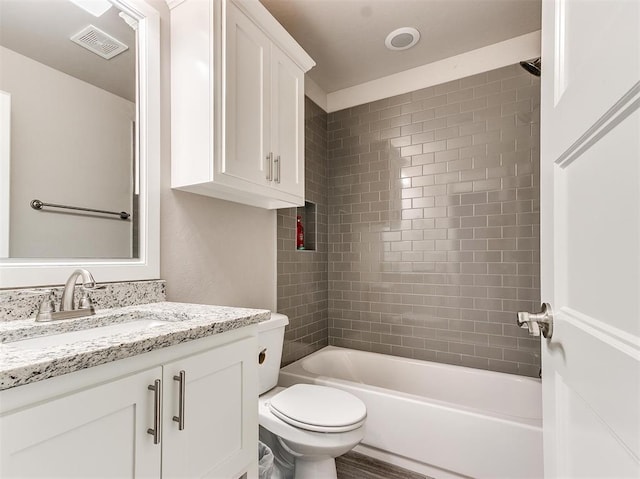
[70, 25, 128, 60]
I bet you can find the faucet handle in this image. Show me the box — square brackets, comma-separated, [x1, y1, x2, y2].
[79, 291, 92, 309]
[78, 282, 104, 308]
[35, 290, 56, 322]
[77, 287, 97, 312]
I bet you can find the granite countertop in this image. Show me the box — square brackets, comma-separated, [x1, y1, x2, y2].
[0, 301, 270, 390]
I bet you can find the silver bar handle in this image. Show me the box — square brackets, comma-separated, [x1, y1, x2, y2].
[147, 379, 162, 445]
[266, 153, 273, 181]
[275, 155, 281, 184]
[172, 370, 186, 431]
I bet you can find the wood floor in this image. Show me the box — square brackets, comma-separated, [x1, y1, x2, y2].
[335, 451, 432, 479]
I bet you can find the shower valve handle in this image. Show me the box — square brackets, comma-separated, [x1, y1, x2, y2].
[517, 303, 554, 339]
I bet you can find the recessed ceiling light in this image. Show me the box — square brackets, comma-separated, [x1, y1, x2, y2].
[385, 27, 420, 51]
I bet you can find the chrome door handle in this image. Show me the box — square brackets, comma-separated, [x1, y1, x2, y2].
[274, 155, 281, 184]
[517, 303, 553, 339]
[147, 379, 162, 444]
[172, 370, 186, 431]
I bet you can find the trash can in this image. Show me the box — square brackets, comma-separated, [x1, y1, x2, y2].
[258, 441, 274, 479]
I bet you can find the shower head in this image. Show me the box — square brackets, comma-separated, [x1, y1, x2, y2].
[520, 58, 541, 77]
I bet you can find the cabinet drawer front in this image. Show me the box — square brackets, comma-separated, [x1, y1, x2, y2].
[162, 336, 258, 478]
[0, 367, 162, 478]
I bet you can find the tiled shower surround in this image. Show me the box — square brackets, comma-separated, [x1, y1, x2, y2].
[327, 64, 541, 377]
[278, 63, 541, 376]
[278, 98, 329, 365]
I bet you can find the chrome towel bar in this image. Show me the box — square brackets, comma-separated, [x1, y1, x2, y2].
[30, 199, 130, 220]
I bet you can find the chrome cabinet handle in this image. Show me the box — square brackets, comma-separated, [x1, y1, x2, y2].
[517, 303, 554, 339]
[275, 155, 281, 184]
[266, 152, 273, 181]
[147, 379, 162, 444]
[172, 370, 186, 431]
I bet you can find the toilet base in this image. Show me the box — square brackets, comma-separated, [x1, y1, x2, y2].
[294, 457, 337, 479]
[260, 426, 340, 479]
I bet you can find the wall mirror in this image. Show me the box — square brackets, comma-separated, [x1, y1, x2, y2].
[0, 0, 160, 288]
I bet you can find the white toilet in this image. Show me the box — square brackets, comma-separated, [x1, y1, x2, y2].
[257, 313, 366, 479]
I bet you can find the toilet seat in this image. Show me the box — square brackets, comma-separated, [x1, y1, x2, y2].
[268, 384, 366, 433]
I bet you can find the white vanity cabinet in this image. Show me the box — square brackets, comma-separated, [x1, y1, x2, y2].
[168, 0, 314, 209]
[0, 327, 258, 479]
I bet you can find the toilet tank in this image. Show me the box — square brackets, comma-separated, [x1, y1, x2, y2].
[257, 313, 289, 395]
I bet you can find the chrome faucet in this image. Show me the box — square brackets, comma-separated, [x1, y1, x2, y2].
[35, 269, 102, 322]
[60, 268, 98, 311]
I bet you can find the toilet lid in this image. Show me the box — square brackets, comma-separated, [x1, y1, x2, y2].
[269, 384, 366, 433]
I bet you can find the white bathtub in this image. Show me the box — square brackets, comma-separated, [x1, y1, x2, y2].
[278, 346, 542, 479]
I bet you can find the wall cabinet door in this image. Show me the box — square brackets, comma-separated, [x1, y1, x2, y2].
[225, 0, 271, 188]
[161, 337, 258, 479]
[271, 47, 305, 199]
[0, 367, 162, 478]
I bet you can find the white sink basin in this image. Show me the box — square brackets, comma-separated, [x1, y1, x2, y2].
[8, 319, 167, 350]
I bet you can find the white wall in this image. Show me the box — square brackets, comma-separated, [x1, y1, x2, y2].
[0, 46, 135, 259]
[0, 91, 10, 258]
[315, 31, 542, 113]
[304, 76, 327, 112]
[151, 0, 277, 310]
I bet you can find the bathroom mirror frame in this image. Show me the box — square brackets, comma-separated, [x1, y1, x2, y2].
[0, 0, 160, 288]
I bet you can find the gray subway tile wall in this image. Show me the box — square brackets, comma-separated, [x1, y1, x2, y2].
[326, 63, 541, 377]
[278, 98, 329, 365]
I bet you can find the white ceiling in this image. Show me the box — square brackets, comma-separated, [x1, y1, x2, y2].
[0, 0, 541, 102]
[0, 0, 136, 102]
[259, 0, 541, 93]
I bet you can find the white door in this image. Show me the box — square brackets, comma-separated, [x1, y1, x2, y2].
[539, 0, 640, 477]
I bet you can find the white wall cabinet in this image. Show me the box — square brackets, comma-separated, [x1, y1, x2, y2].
[0, 328, 258, 479]
[168, 0, 314, 209]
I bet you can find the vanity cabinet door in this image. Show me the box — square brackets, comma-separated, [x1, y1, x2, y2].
[0, 367, 162, 478]
[161, 336, 258, 479]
